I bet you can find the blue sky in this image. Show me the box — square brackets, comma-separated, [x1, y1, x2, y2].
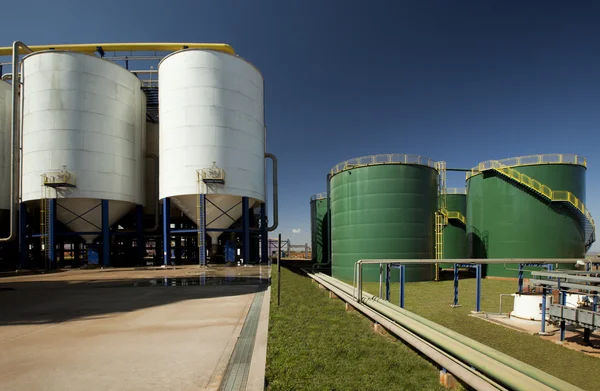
[1, 0, 599, 249]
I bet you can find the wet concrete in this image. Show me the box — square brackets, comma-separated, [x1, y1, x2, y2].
[0, 265, 270, 390]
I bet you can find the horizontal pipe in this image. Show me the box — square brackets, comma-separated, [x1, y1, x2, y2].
[308, 273, 504, 391]
[358, 258, 582, 265]
[315, 272, 580, 391]
[446, 168, 473, 172]
[0, 43, 235, 57]
[329, 275, 582, 391]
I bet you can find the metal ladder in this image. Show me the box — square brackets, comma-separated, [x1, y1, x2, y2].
[40, 185, 52, 268]
[196, 193, 206, 266]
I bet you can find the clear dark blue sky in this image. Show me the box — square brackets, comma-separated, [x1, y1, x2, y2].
[1, 1, 599, 248]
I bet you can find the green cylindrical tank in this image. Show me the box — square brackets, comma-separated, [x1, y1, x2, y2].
[330, 154, 438, 282]
[466, 155, 588, 278]
[310, 193, 329, 264]
[440, 189, 467, 269]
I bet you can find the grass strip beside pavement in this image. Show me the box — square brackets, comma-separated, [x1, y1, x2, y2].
[266, 266, 447, 391]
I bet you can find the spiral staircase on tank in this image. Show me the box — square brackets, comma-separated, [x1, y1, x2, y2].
[469, 160, 596, 252]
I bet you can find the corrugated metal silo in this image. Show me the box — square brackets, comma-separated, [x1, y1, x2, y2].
[21, 51, 147, 243]
[310, 193, 328, 264]
[466, 154, 594, 278]
[158, 49, 265, 249]
[329, 154, 438, 282]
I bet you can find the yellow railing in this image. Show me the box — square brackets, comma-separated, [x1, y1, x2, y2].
[473, 161, 595, 238]
[443, 188, 467, 195]
[311, 193, 327, 201]
[439, 208, 467, 225]
[466, 154, 586, 180]
[329, 154, 436, 176]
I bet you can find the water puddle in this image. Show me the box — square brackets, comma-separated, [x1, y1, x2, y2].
[132, 276, 268, 287]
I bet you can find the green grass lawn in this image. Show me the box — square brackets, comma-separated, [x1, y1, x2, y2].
[266, 266, 447, 391]
[362, 275, 600, 391]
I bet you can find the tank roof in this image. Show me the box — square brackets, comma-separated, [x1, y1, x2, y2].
[311, 193, 327, 201]
[469, 154, 586, 179]
[329, 154, 437, 178]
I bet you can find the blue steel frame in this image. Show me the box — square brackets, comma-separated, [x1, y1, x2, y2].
[102, 200, 109, 267]
[19, 203, 27, 269]
[163, 196, 267, 266]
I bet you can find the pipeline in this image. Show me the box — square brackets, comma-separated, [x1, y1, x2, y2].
[309, 272, 505, 391]
[0, 42, 32, 243]
[0, 43, 235, 57]
[312, 272, 583, 391]
[265, 153, 278, 231]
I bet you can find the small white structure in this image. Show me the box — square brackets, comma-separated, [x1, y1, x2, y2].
[510, 293, 553, 321]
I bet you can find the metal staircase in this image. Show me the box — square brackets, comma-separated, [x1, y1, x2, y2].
[477, 160, 596, 251]
[435, 162, 447, 281]
[197, 193, 206, 266]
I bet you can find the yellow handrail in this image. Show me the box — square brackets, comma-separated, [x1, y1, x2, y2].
[0, 42, 235, 57]
[466, 153, 586, 180]
[439, 208, 467, 225]
[473, 161, 595, 237]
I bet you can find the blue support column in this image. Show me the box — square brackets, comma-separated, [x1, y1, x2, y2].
[18, 203, 27, 269]
[385, 264, 391, 301]
[560, 285, 567, 342]
[242, 197, 250, 265]
[475, 264, 482, 312]
[136, 205, 144, 263]
[261, 203, 268, 264]
[540, 287, 547, 334]
[163, 198, 171, 266]
[518, 263, 524, 293]
[399, 265, 406, 308]
[198, 195, 206, 266]
[452, 263, 459, 307]
[101, 200, 110, 267]
[49, 199, 56, 269]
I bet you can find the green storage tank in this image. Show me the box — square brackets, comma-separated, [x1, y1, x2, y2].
[310, 193, 329, 264]
[466, 154, 594, 278]
[440, 188, 467, 269]
[330, 154, 438, 282]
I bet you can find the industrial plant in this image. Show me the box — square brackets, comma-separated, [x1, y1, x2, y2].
[311, 152, 595, 281]
[0, 42, 277, 272]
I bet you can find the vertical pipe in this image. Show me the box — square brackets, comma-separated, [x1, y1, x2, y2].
[18, 203, 27, 269]
[136, 204, 144, 264]
[242, 196, 250, 265]
[400, 265, 406, 308]
[593, 296, 598, 312]
[277, 233, 281, 306]
[49, 199, 56, 269]
[560, 286, 566, 341]
[453, 263, 459, 307]
[261, 203, 267, 264]
[101, 200, 109, 267]
[540, 288, 547, 334]
[163, 198, 171, 266]
[475, 264, 482, 312]
[518, 263, 524, 293]
[385, 264, 391, 301]
[379, 263, 383, 299]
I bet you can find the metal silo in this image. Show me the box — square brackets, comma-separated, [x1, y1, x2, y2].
[329, 154, 438, 282]
[310, 193, 328, 264]
[439, 188, 467, 269]
[158, 49, 266, 259]
[0, 82, 10, 225]
[466, 154, 595, 278]
[21, 51, 146, 254]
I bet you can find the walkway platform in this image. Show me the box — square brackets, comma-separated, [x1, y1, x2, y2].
[0, 265, 270, 391]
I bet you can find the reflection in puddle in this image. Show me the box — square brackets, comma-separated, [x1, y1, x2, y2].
[132, 274, 268, 287]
